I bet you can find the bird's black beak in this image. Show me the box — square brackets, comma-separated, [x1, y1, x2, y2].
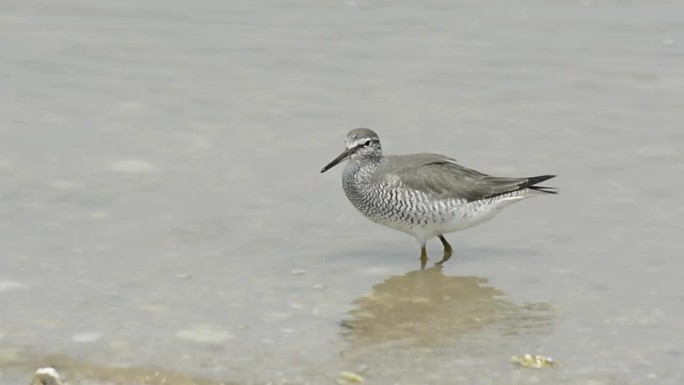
[321, 147, 355, 173]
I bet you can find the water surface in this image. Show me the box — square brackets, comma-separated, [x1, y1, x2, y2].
[1, 1, 683, 384]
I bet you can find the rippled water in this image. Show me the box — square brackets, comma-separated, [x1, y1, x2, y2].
[1, 1, 683, 384]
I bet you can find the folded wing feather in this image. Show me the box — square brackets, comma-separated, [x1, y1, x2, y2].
[376, 154, 535, 202]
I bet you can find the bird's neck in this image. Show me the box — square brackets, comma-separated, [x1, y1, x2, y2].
[346, 154, 381, 180]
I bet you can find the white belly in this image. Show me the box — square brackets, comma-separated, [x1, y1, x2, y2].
[376, 193, 530, 244]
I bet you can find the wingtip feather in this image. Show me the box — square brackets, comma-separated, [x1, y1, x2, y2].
[526, 175, 557, 194]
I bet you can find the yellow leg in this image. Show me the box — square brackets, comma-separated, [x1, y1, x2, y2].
[420, 245, 428, 270]
[435, 235, 453, 266]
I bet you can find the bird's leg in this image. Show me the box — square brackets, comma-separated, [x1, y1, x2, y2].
[420, 244, 428, 270]
[435, 235, 453, 266]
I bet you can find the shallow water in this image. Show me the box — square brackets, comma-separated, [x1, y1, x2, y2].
[1, 0, 683, 384]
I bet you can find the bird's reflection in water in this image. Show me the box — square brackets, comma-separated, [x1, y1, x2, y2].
[341, 266, 552, 347]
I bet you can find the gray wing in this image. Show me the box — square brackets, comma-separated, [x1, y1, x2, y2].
[376, 154, 550, 202]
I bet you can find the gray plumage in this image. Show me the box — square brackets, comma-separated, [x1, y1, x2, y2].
[321, 128, 556, 268]
[374, 154, 554, 202]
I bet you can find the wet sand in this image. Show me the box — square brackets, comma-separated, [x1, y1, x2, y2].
[1, 0, 683, 384]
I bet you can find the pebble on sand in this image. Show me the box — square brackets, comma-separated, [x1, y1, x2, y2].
[337, 370, 364, 384]
[29, 367, 65, 385]
[510, 354, 554, 368]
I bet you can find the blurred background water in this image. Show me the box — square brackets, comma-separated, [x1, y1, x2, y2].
[1, 0, 683, 384]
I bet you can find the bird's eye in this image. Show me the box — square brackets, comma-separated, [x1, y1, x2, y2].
[363, 140, 372, 147]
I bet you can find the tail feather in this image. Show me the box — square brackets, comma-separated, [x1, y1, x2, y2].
[525, 174, 558, 195]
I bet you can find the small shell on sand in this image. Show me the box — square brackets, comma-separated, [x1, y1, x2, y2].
[30, 367, 65, 385]
[337, 370, 364, 384]
[510, 354, 554, 368]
